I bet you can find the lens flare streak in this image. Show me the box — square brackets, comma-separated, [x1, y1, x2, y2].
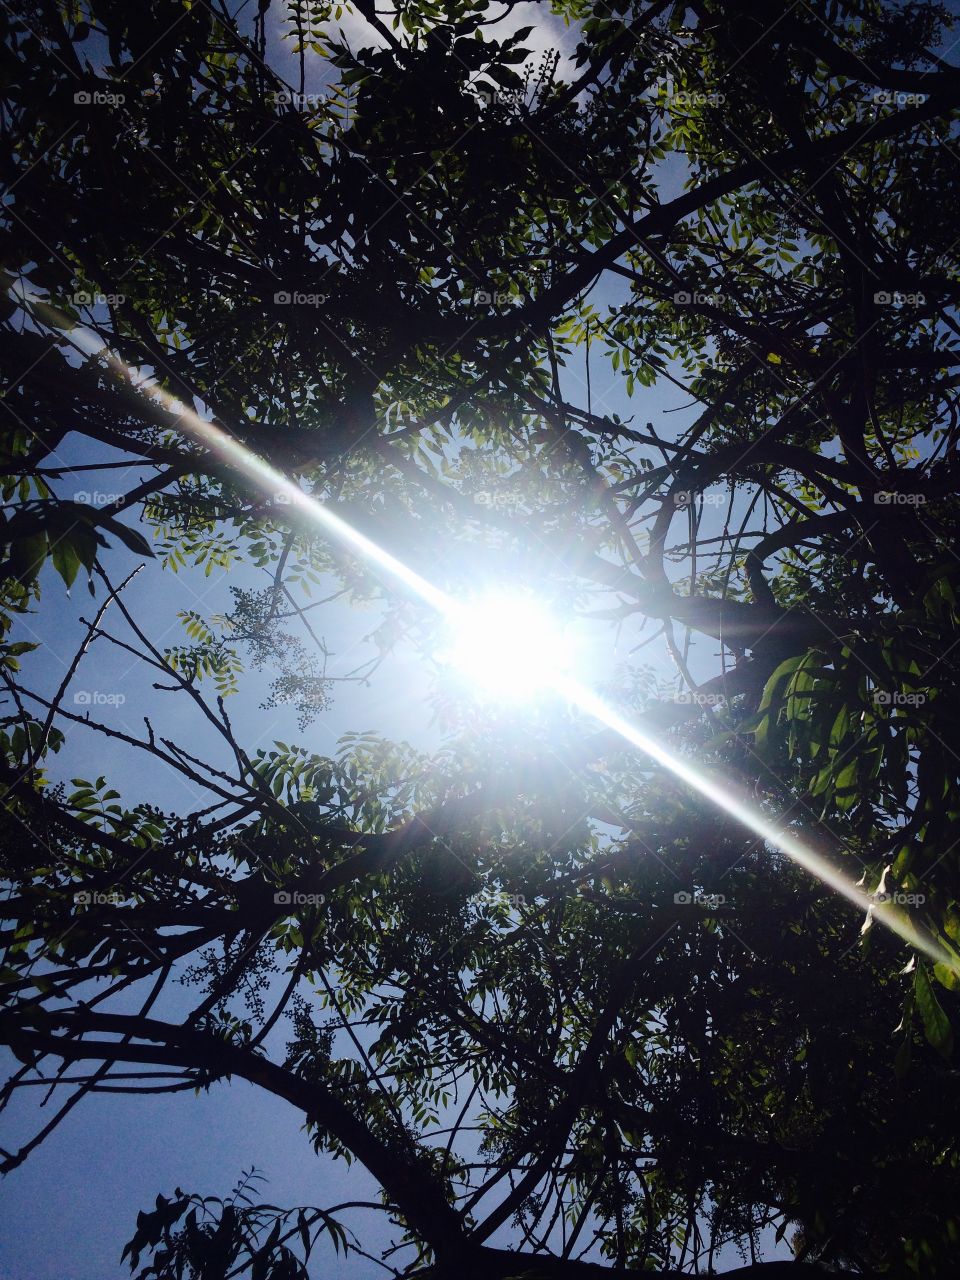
[559, 678, 947, 967]
[29, 298, 960, 975]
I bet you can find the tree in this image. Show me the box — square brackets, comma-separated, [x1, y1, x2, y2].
[4, 1, 960, 1275]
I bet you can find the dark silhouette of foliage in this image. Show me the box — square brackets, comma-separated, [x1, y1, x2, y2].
[4, 1, 960, 1276]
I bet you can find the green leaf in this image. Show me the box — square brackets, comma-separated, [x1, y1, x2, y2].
[100, 516, 154, 558]
[754, 653, 811, 752]
[51, 538, 82, 589]
[934, 962, 960, 991]
[915, 963, 953, 1058]
[7, 532, 47, 582]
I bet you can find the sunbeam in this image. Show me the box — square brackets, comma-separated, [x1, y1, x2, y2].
[23, 293, 960, 976]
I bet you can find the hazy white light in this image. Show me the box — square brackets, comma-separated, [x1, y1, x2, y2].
[19, 291, 958, 975]
[443, 591, 575, 698]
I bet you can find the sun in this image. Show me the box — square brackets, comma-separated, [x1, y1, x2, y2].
[440, 589, 577, 699]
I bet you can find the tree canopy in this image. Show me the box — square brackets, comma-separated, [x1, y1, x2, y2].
[4, 1, 960, 1276]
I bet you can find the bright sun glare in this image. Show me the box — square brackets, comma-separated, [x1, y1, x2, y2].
[442, 591, 576, 698]
[36, 297, 960, 974]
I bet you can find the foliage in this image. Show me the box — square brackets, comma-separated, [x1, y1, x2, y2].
[121, 1169, 350, 1279]
[4, 1, 960, 1277]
